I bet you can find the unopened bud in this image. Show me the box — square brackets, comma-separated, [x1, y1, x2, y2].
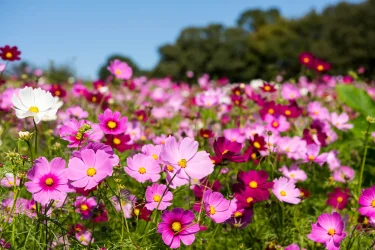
[366, 116, 375, 124]
[19, 131, 33, 141]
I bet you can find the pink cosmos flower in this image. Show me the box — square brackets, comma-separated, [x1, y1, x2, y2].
[226, 206, 253, 228]
[141, 144, 163, 162]
[74, 196, 97, 219]
[98, 109, 127, 135]
[279, 165, 307, 183]
[25, 157, 72, 205]
[125, 153, 161, 183]
[223, 128, 246, 143]
[307, 212, 346, 250]
[326, 151, 341, 171]
[307, 102, 330, 120]
[76, 231, 93, 246]
[277, 136, 307, 160]
[145, 183, 173, 211]
[67, 149, 114, 191]
[107, 59, 132, 80]
[157, 208, 200, 249]
[359, 186, 375, 218]
[58, 119, 103, 148]
[66, 106, 88, 119]
[0, 88, 16, 111]
[284, 244, 301, 250]
[281, 83, 301, 100]
[111, 193, 137, 218]
[326, 188, 350, 210]
[160, 136, 214, 180]
[203, 190, 236, 223]
[0, 173, 20, 187]
[333, 166, 354, 183]
[330, 112, 353, 131]
[264, 114, 290, 133]
[272, 177, 300, 204]
[304, 144, 328, 166]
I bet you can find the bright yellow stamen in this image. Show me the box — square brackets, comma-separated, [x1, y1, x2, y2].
[308, 155, 315, 161]
[300, 191, 305, 197]
[249, 181, 258, 189]
[246, 197, 253, 203]
[92, 96, 97, 102]
[55, 90, 61, 96]
[268, 108, 274, 114]
[285, 110, 291, 115]
[113, 138, 121, 145]
[138, 115, 143, 121]
[253, 142, 261, 149]
[290, 174, 295, 178]
[317, 65, 324, 71]
[280, 190, 287, 196]
[222, 149, 229, 155]
[152, 154, 158, 160]
[203, 134, 209, 138]
[264, 86, 271, 91]
[328, 228, 335, 236]
[313, 111, 319, 115]
[209, 205, 216, 215]
[235, 90, 240, 96]
[107, 121, 117, 129]
[303, 57, 309, 63]
[45, 178, 54, 186]
[166, 165, 174, 172]
[171, 222, 182, 232]
[251, 153, 257, 159]
[134, 208, 140, 216]
[115, 69, 121, 75]
[5, 52, 12, 58]
[153, 195, 161, 202]
[364, 217, 369, 225]
[178, 159, 187, 168]
[86, 168, 97, 177]
[272, 121, 279, 127]
[138, 167, 146, 174]
[234, 211, 243, 217]
[81, 204, 88, 211]
[337, 196, 343, 203]
[29, 106, 39, 113]
[141, 135, 146, 141]
[328, 176, 334, 182]
[371, 199, 375, 207]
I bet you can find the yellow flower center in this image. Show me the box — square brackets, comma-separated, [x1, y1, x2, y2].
[178, 159, 187, 168]
[308, 155, 315, 161]
[113, 138, 121, 145]
[264, 86, 271, 91]
[328, 176, 334, 182]
[268, 108, 274, 114]
[317, 65, 324, 71]
[86, 168, 97, 177]
[209, 205, 216, 215]
[327, 228, 335, 236]
[251, 153, 257, 159]
[107, 121, 117, 129]
[5, 52, 12, 58]
[29, 106, 39, 113]
[134, 208, 140, 216]
[222, 149, 229, 155]
[115, 69, 121, 75]
[138, 167, 146, 174]
[234, 211, 243, 217]
[138, 115, 143, 121]
[235, 90, 240, 96]
[55, 90, 61, 96]
[81, 204, 89, 211]
[8, 181, 14, 185]
[364, 217, 369, 225]
[166, 165, 174, 172]
[337, 196, 343, 203]
[45, 177, 54, 186]
[285, 110, 291, 115]
[300, 191, 305, 197]
[249, 181, 258, 189]
[171, 222, 182, 232]
[272, 121, 279, 128]
[371, 199, 375, 207]
[246, 197, 253, 203]
[153, 195, 161, 202]
[290, 174, 295, 178]
[141, 135, 146, 141]
[253, 142, 261, 149]
[303, 57, 310, 63]
[203, 133, 209, 138]
[152, 154, 159, 160]
[92, 96, 97, 102]
[280, 190, 287, 196]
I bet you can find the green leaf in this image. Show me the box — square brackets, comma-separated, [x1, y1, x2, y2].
[336, 84, 375, 117]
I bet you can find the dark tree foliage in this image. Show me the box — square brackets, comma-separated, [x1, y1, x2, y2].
[151, 0, 375, 81]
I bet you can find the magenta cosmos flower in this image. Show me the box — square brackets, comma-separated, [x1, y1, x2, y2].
[67, 149, 114, 190]
[25, 157, 72, 205]
[307, 212, 346, 250]
[264, 114, 290, 133]
[272, 177, 300, 204]
[160, 136, 214, 180]
[236, 170, 274, 201]
[98, 109, 127, 135]
[157, 208, 200, 249]
[326, 188, 350, 210]
[125, 153, 161, 183]
[203, 190, 236, 223]
[145, 183, 173, 211]
[74, 196, 98, 219]
[107, 59, 132, 80]
[359, 186, 375, 218]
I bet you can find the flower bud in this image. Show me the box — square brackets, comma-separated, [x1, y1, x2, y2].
[19, 131, 33, 141]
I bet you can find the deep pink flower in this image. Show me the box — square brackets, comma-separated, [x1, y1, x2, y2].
[203, 190, 236, 223]
[157, 208, 200, 249]
[74, 196, 97, 219]
[307, 212, 346, 250]
[272, 177, 301, 204]
[107, 59, 132, 80]
[226, 206, 253, 228]
[104, 133, 132, 152]
[236, 170, 274, 201]
[67, 149, 114, 190]
[25, 157, 72, 205]
[359, 186, 375, 218]
[160, 136, 214, 180]
[145, 183, 173, 211]
[125, 153, 161, 183]
[326, 188, 350, 210]
[98, 109, 127, 135]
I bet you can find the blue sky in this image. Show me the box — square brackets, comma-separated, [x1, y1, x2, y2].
[1, 0, 363, 79]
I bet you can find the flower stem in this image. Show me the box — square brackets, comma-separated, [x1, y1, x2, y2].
[357, 122, 371, 196]
[33, 119, 38, 157]
[207, 224, 220, 250]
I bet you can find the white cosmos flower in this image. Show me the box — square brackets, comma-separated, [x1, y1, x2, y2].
[12, 87, 62, 124]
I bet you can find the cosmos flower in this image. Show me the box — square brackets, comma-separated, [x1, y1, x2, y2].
[98, 108, 128, 135]
[157, 208, 200, 249]
[304, 144, 328, 166]
[279, 165, 307, 183]
[359, 186, 375, 218]
[281, 84, 301, 100]
[145, 183, 173, 211]
[299, 52, 314, 67]
[125, 153, 161, 183]
[226, 206, 253, 228]
[107, 59, 133, 80]
[25, 157, 72, 205]
[12, 87, 62, 124]
[160, 136, 214, 180]
[104, 133, 132, 152]
[326, 188, 350, 210]
[236, 170, 273, 201]
[272, 177, 301, 204]
[67, 149, 114, 190]
[74, 196, 97, 219]
[330, 112, 353, 131]
[203, 190, 236, 223]
[264, 114, 290, 133]
[0, 173, 20, 187]
[141, 144, 163, 162]
[333, 166, 354, 183]
[0, 45, 21, 61]
[260, 82, 276, 93]
[307, 212, 346, 250]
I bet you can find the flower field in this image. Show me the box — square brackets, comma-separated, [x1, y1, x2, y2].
[1, 45, 375, 250]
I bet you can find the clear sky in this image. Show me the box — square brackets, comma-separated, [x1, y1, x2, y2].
[1, 0, 364, 80]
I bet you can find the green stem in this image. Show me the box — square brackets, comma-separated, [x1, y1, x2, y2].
[357, 122, 371, 196]
[206, 224, 220, 250]
[33, 120, 38, 157]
